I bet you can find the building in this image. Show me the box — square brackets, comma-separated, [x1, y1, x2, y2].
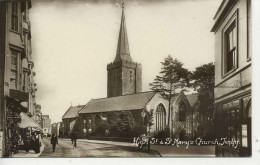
[51, 122, 61, 137]
[59, 6, 198, 140]
[107, 6, 142, 97]
[0, 0, 41, 157]
[62, 105, 84, 136]
[79, 91, 196, 139]
[42, 115, 51, 136]
[211, 0, 251, 157]
[34, 104, 42, 128]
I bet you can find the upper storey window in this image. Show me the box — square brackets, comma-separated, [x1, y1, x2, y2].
[11, 1, 19, 32]
[10, 50, 19, 89]
[226, 24, 237, 72]
[222, 11, 238, 76]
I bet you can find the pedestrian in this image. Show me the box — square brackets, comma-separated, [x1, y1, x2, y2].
[71, 132, 77, 148]
[32, 132, 40, 153]
[24, 131, 31, 154]
[50, 134, 58, 152]
[71, 133, 74, 144]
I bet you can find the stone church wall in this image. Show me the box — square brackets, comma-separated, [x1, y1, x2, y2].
[78, 110, 145, 138]
[171, 92, 193, 140]
[107, 60, 142, 97]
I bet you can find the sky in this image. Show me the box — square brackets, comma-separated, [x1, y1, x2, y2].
[30, 0, 222, 123]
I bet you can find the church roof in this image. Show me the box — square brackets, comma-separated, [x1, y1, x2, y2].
[79, 91, 156, 114]
[62, 105, 84, 119]
[186, 93, 198, 107]
[114, 6, 132, 62]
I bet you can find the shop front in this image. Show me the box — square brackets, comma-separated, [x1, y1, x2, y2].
[215, 93, 251, 157]
[5, 97, 41, 156]
[18, 112, 42, 154]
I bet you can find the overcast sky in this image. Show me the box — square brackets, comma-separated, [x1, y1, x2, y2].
[30, 0, 222, 123]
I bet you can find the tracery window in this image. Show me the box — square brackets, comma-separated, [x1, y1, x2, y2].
[179, 103, 186, 122]
[155, 104, 166, 131]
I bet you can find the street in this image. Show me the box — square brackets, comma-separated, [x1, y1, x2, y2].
[40, 138, 160, 157]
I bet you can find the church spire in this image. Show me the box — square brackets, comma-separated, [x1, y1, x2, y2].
[114, 3, 132, 62]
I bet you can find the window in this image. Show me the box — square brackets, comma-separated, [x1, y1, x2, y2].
[223, 11, 238, 75]
[22, 11, 26, 21]
[22, 72, 27, 91]
[226, 108, 241, 146]
[10, 50, 19, 89]
[155, 104, 166, 131]
[23, 33, 26, 44]
[11, 1, 19, 32]
[226, 23, 237, 72]
[179, 103, 186, 122]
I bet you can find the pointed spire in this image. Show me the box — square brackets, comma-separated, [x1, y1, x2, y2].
[114, 3, 132, 62]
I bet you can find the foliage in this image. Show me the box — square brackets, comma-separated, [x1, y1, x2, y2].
[191, 62, 215, 92]
[154, 130, 168, 139]
[191, 62, 215, 139]
[94, 120, 107, 136]
[144, 109, 154, 134]
[149, 55, 190, 126]
[104, 111, 135, 137]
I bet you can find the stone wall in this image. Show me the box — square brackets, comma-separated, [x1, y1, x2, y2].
[107, 60, 142, 97]
[78, 110, 145, 138]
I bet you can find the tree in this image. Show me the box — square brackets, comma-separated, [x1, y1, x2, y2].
[144, 109, 154, 135]
[105, 111, 135, 137]
[191, 62, 215, 139]
[118, 111, 135, 136]
[149, 55, 190, 135]
[105, 111, 120, 135]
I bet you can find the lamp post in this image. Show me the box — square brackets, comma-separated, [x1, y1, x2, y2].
[142, 104, 151, 135]
[83, 119, 86, 138]
[88, 119, 92, 135]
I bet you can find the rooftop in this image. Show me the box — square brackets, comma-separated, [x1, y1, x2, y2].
[79, 91, 156, 114]
[62, 105, 84, 119]
[186, 93, 199, 107]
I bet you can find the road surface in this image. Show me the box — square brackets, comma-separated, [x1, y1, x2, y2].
[40, 138, 160, 157]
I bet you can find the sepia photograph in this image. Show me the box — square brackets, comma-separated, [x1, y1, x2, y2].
[0, 0, 258, 161]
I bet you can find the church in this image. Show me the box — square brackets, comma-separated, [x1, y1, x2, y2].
[62, 6, 198, 140]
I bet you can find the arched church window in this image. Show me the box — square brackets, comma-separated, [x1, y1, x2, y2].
[156, 104, 166, 131]
[179, 103, 186, 122]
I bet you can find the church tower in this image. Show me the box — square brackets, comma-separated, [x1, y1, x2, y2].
[107, 4, 142, 97]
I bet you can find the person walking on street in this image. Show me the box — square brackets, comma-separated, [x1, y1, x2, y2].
[32, 132, 40, 153]
[24, 131, 31, 154]
[71, 132, 77, 148]
[50, 134, 58, 152]
[71, 133, 73, 144]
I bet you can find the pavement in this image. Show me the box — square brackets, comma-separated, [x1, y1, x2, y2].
[150, 144, 215, 157]
[40, 138, 160, 157]
[56, 138, 215, 157]
[13, 139, 45, 158]
[11, 138, 216, 157]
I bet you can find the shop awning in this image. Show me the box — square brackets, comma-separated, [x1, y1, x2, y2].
[18, 112, 41, 130]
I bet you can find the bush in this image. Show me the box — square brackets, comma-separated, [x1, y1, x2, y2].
[154, 130, 168, 139]
[104, 111, 136, 137]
